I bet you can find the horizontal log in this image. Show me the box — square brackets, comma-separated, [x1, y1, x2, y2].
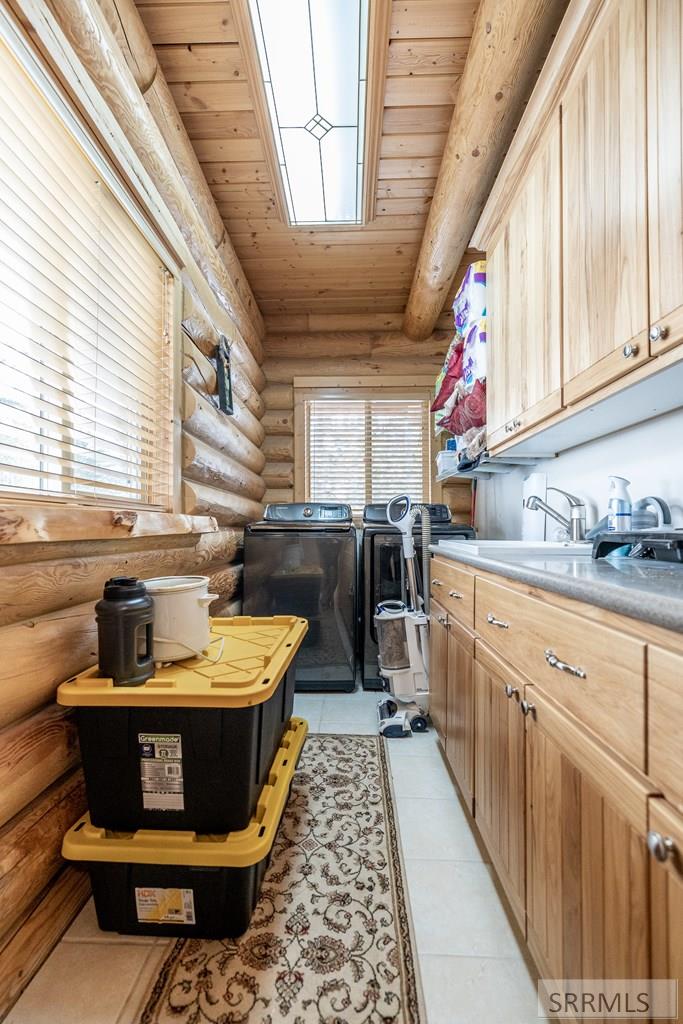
[0, 603, 97, 730]
[262, 436, 294, 463]
[181, 278, 266, 401]
[0, 506, 217, 546]
[183, 335, 217, 395]
[45, 0, 265, 359]
[0, 529, 242, 626]
[210, 596, 242, 619]
[263, 488, 294, 505]
[0, 770, 87, 946]
[0, 705, 80, 829]
[263, 330, 452, 360]
[263, 311, 454, 333]
[263, 463, 294, 490]
[97, 0, 157, 92]
[262, 384, 293, 411]
[183, 340, 266, 447]
[182, 433, 266, 502]
[0, 866, 90, 1019]
[206, 562, 243, 606]
[182, 383, 266, 475]
[264, 357, 446, 385]
[262, 411, 293, 436]
[182, 481, 263, 527]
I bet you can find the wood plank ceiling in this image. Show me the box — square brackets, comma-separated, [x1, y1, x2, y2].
[134, 0, 480, 330]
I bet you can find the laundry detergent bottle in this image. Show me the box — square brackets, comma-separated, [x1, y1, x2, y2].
[607, 476, 632, 532]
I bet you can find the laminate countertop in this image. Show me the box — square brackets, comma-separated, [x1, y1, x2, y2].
[429, 541, 683, 634]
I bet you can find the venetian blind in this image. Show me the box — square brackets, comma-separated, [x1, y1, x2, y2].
[0, 34, 174, 508]
[305, 395, 431, 515]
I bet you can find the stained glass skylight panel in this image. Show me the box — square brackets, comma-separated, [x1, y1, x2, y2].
[249, 0, 370, 225]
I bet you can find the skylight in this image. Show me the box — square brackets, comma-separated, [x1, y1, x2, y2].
[248, 0, 369, 225]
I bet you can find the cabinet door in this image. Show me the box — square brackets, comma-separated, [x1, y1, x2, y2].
[647, 0, 683, 356]
[487, 114, 563, 450]
[525, 689, 651, 983]
[428, 600, 449, 742]
[562, 0, 649, 404]
[474, 650, 526, 929]
[446, 621, 475, 813]
[649, 798, 683, 1010]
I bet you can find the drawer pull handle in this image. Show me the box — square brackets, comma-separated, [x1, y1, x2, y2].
[431, 578, 443, 587]
[448, 589, 464, 600]
[504, 684, 519, 699]
[436, 614, 450, 628]
[647, 830, 676, 863]
[544, 649, 586, 679]
[520, 699, 536, 718]
[487, 612, 509, 629]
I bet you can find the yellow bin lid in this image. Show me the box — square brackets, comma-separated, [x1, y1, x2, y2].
[57, 616, 308, 709]
[62, 717, 308, 868]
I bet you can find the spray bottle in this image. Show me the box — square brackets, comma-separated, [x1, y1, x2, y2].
[607, 476, 632, 532]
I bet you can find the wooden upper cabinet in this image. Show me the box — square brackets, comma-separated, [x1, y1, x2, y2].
[561, 0, 649, 405]
[647, 0, 683, 357]
[487, 113, 562, 449]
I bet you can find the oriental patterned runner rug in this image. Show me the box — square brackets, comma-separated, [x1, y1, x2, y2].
[139, 733, 422, 1024]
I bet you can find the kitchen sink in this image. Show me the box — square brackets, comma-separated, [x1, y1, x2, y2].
[436, 538, 594, 560]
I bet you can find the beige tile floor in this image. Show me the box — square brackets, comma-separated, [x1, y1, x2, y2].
[8, 689, 542, 1024]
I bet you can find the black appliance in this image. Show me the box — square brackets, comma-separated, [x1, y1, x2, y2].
[243, 502, 357, 692]
[592, 529, 683, 562]
[360, 503, 475, 690]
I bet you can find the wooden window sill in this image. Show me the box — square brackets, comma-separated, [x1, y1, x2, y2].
[0, 504, 219, 545]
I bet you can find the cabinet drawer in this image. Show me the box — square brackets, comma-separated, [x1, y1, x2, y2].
[430, 557, 475, 628]
[475, 577, 646, 768]
[648, 647, 683, 812]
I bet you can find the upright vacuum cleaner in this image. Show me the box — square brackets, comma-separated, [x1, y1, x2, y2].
[375, 495, 431, 737]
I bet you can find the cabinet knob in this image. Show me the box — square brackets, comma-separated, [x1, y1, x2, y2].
[504, 424, 512, 433]
[649, 324, 669, 343]
[431, 578, 443, 587]
[504, 684, 519, 699]
[486, 612, 509, 629]
[448, 589, 464, 600]
[622, 343, 639, 358]
[647, 830, 676, 863]
[520, 699, 536, 718]
[512, 419, 521, 428]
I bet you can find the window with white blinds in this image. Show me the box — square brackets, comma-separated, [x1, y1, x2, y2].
[304, 394, 431, 515]
[0, 31, 174, 508]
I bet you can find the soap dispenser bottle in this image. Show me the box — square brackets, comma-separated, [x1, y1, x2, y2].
[607, 476, 632, 532]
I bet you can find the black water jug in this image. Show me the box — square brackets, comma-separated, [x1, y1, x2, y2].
[96, 577, 154, 686]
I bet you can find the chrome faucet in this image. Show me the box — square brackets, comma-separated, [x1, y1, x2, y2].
[525, 487, 587, 542]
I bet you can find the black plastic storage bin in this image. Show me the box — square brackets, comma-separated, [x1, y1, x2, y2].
[57, 616, 307, 833]
[62, 719, 307, 939]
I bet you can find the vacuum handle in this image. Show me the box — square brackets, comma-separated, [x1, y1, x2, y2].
[387, 494, 411, 527]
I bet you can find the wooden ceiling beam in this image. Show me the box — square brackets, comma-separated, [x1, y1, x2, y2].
[402, 0, 568, 340]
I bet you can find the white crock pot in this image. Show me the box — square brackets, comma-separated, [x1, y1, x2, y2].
[142, 575, 218, 662]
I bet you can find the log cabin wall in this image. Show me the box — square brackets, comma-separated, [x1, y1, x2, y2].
[0, 1, 268, 1013]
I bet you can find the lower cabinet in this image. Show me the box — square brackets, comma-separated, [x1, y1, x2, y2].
[474, 644, 526, 930]
[525, 688, 652, 983]
[446, 620, 476, 814]
[429, 599, 449, 742]
[648, 798, 683, 998]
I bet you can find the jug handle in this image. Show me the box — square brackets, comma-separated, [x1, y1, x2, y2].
[198, 593, 219, 607]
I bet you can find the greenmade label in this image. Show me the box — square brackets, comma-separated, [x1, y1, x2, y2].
[138, 732, 184, 811]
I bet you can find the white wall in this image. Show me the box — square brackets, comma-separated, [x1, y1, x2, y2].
[475, 407, 683, 539]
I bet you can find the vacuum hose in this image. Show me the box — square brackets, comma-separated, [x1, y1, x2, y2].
[418, 505, 431, 616]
